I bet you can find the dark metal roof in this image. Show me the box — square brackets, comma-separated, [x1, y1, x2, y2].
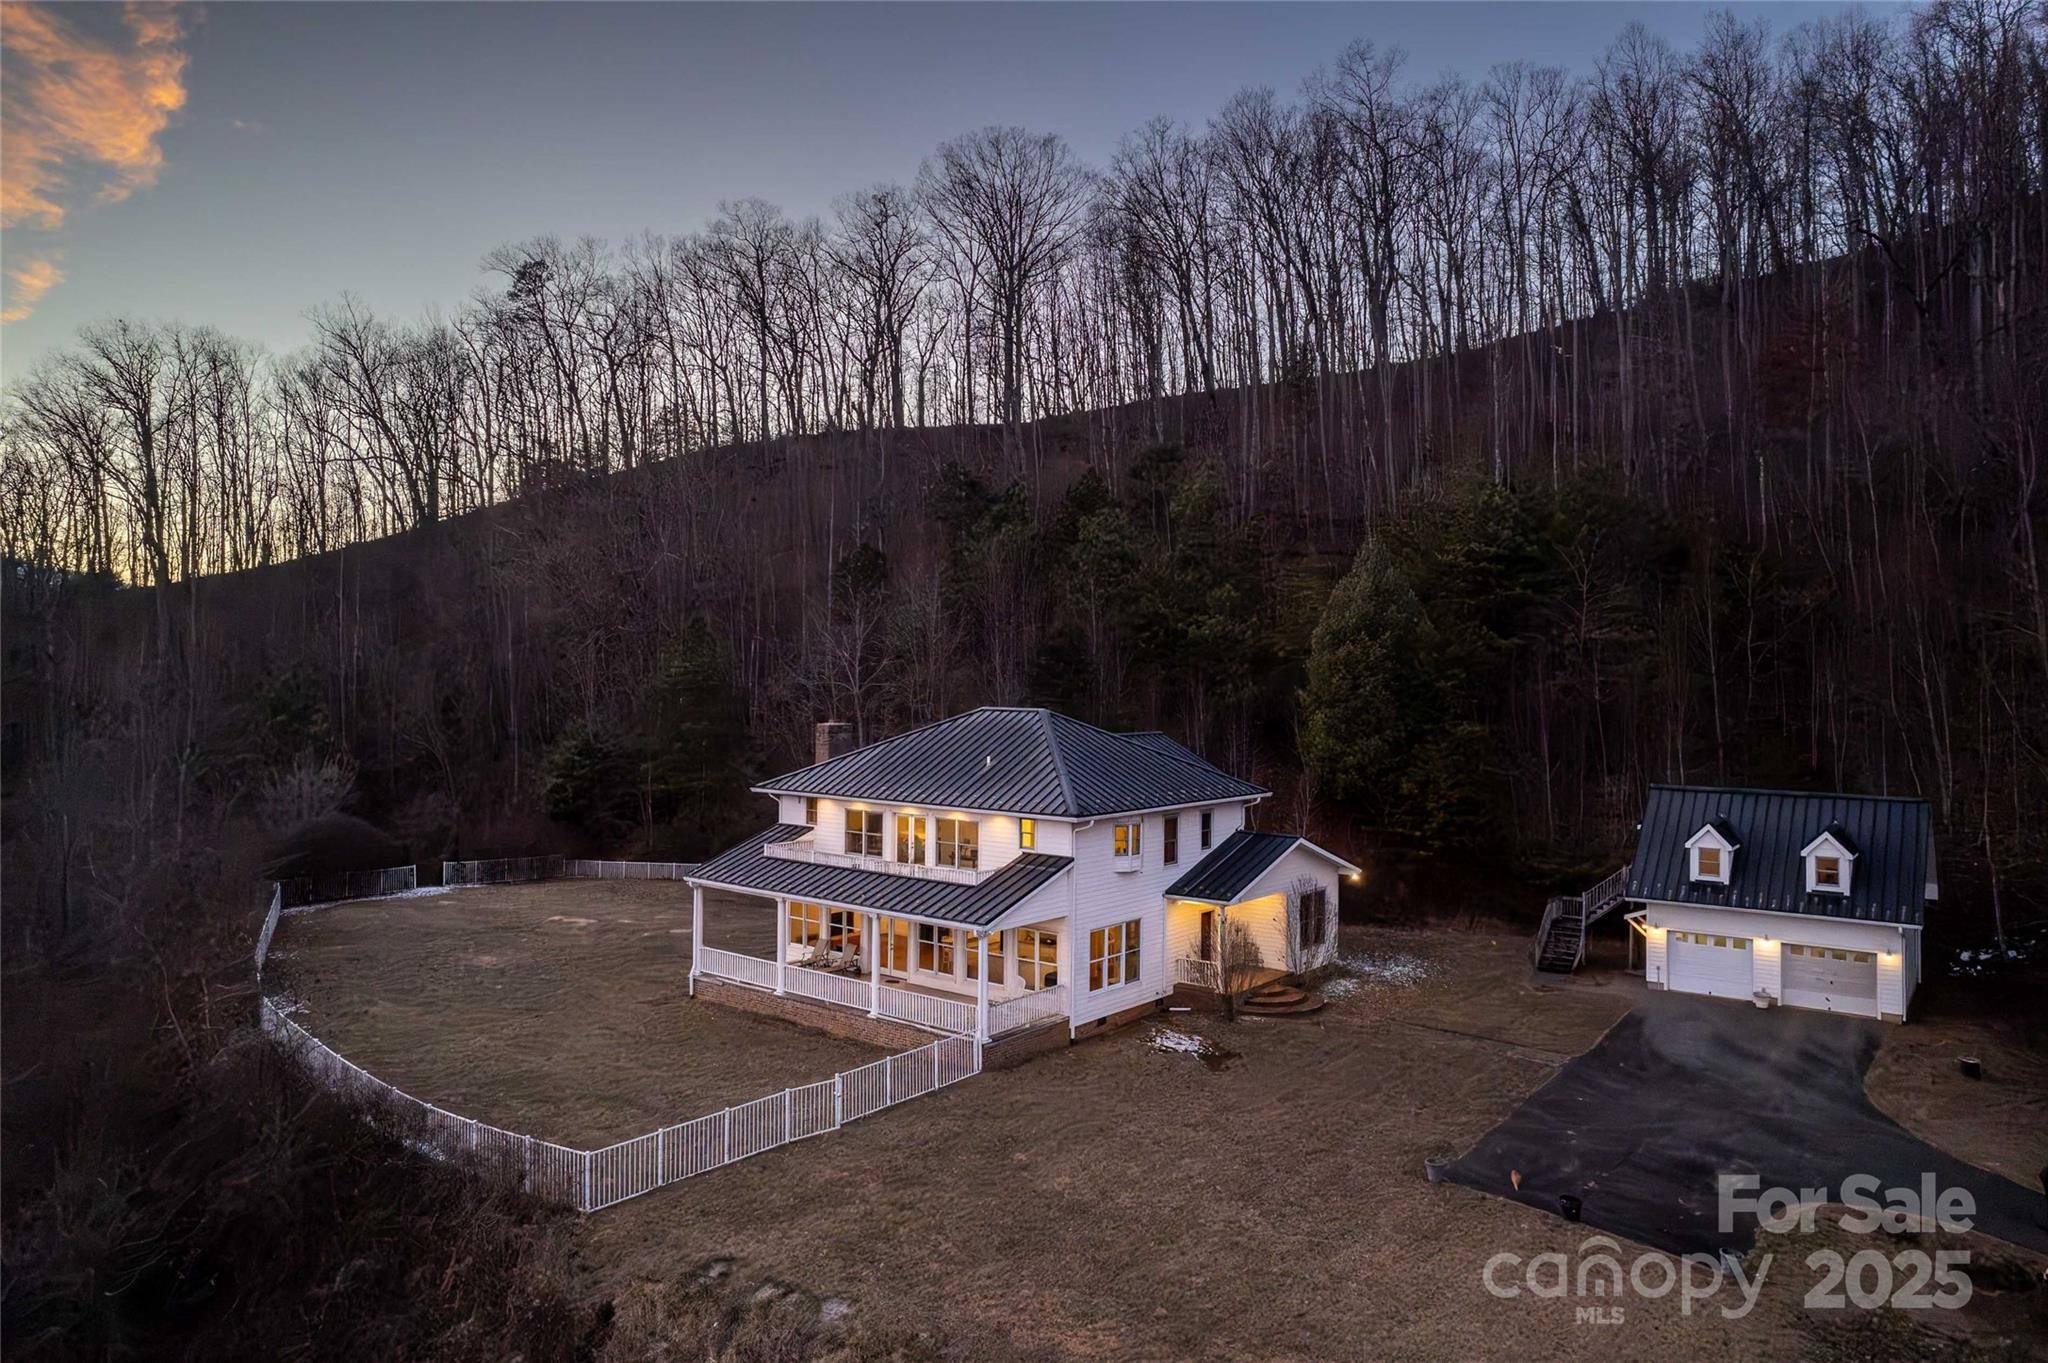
[1628, 785, 1933, 926]
[688, 824, 1073, 928]
[756, 707, 1267, 818]
[1165, 830, 1306, 903]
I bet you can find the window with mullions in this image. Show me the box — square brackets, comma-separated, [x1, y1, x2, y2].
[936, 817, 979, 869]
[1087, 920, 1141, 991]
[845, 808, 882, 857]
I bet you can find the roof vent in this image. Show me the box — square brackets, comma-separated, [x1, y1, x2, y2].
[984, 754, 994, 770]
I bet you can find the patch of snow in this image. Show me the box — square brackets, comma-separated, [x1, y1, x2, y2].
[1332, 950, 1431, 991]
[1149, 1027, 1212, 1057]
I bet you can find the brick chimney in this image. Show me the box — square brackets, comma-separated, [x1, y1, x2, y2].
[814, 721, 854, 765]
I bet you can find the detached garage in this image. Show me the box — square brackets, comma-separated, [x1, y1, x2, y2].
[1624, 786, 1934, 1024]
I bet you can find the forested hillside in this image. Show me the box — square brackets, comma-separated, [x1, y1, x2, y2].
[4, 0, 2043, 942]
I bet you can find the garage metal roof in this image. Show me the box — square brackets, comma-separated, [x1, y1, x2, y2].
[755, 707, 1267, 818]
[1628, 785, 1934, 926]
[687, 824, 1072, 927]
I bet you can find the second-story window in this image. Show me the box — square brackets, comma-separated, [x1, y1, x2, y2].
[936, 817, 979, 869]
[1113, 821, 1142, 861]
[896, 813, 926, 864]
[1020, 818, 1036, 851]
[1163, 815, 1180, 865]
[845, 808, 882, 858]
[1200, 810, 1213, 849]
[804, 797, 818, 826]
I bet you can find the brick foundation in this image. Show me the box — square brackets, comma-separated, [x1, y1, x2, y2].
[694, 975, 935, 1050]
[983, 1018, 1071, 1069]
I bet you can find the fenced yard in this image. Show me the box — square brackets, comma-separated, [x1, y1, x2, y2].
[263, 877, 979, 1210]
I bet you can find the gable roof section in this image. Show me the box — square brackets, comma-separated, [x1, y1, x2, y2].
[1629, 785, 1932, 926]
[688, 824, 1072, 928]
[1165, 829, 1358, 903]
[755, 707, 1267, 818]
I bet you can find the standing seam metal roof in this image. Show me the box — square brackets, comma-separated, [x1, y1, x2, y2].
[1163, 829, 1308, 902]
[688, 824, 1072, 928]
[755, 707, 1267, 817]
[1627, 785, 1933, 926]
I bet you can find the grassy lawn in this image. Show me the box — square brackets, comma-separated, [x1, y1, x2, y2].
[270, 880, 887, 1147]
[275, 885, 2048, 1360]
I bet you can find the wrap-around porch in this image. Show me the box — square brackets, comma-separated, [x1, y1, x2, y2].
[691, 887, 1069, 1041]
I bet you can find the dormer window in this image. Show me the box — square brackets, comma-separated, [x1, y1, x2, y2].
[1684, 819, 1738, 885]
[1801, 824, 1858, 896]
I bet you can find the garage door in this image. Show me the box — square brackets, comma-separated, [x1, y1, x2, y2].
[1782, 943, 1878, 1017]
[1667, 930, 1753, 1000]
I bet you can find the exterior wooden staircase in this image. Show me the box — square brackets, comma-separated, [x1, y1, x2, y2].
[1532, 865, 1631, 974]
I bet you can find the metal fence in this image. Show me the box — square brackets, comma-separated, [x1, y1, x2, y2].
[442, 856, 699, 887]
[442, 855, 565, 886]
[562, 859, 699, 881]
[278, 864, 419, 910]
[261, 996, 980, 1213]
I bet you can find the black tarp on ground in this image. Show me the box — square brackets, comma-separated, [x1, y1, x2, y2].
[1447, 992, 2048, 1256]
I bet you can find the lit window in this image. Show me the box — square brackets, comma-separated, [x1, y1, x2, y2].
[1163, 815, 1180, 866]
[917, 922, 955, 973]
[1814, 856, 1841, 889]
[936, 817, 979, 869]
[804, 797, 819, 826]
[1087, 919, 1142, 991]
[845, 808, 882, 857]
[788, 902, 824, 949]
[1696, 846, 1721, 880]
[1020, 818, 1036, 851]
[966, 929, 1004, 984]
[896, 813, 926, 864]
[1113, 822, 1142, 860]
[1016, 928, 1058, 990]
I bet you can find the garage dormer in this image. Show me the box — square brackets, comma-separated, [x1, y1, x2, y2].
[1684, 817, 1738, 884]
[1800, 823, 1858, 895]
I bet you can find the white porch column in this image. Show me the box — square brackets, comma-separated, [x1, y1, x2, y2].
[975, 931, 991, 1042]
[689, 885, 704, 997]
[774, 897, 788, 995]
[868, 911, 883, 1017]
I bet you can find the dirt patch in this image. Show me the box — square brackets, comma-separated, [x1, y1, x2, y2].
[271, 880, 887, 1147]
[1865, 979, 2048, 1186]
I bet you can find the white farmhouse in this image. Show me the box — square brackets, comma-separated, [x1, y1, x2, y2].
[685, 708, 1358, 1044]
[1615, 785, 1935, 1022]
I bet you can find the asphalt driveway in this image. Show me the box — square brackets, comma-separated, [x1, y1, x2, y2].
[1447, 991, 2048, 1255]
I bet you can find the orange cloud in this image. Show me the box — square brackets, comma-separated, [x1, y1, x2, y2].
[2, 255, 66, 323]
[2, 3, 190, 320]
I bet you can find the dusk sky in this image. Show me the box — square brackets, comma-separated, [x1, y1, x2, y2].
[1, 1, 1900, 386]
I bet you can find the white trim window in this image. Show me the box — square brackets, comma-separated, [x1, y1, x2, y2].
[896, 813, 926, 864]
[1684, 823, 1736, 884]
[1016, 928, 1058, 990]
[1200, 810, 1213, 850]
[1087, 920, 1141, 991]
[1112, 821, 1142, 866]
[803, 797, 819, 826]
[916, 922, 956, 973]
[1020, 818, 1036, 851]
[966, 929, 1004, 983]
[1800, 831, 1856, 895]
[845, 808, 883, 857]
[936, 817, 979, 869]
[1163, 815, 1180, 866]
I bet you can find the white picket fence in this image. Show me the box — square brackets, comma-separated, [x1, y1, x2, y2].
[253, 882, 283, 979]
[261, 996, 980, 1213]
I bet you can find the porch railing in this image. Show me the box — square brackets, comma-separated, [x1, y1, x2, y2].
[762, 838, 986, 886]
[699, 947, 777, 990]
[987, 984, 1068, 1035]
[875, 985, 976, 1035]
[784, 963, 871, 1010]
[1174, 957, 1222, 991]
